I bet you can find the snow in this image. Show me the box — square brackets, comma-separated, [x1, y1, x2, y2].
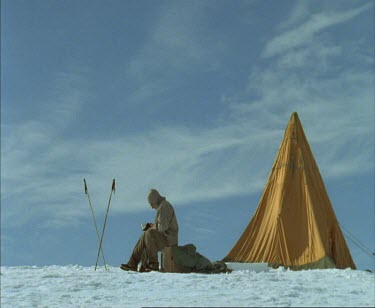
[1, 265, 374, 307]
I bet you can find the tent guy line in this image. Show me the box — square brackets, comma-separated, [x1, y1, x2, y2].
[340, 224, 375, 260]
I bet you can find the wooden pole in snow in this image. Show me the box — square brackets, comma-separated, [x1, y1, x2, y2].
[95, 179, 115, 271]
[84, 179, 108, 271]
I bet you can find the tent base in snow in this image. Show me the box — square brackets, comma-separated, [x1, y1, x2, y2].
[268, 256, 337, 270]
[225, 262, 269, 272]
[223, 112, 356, 270]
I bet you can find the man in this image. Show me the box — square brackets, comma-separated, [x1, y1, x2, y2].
[121, 188, 179, 272]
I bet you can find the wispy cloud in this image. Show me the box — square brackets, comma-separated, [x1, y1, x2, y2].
[226, 3, 374, 179]
[263, 2, 373, 58]
[2, 2, 373, 230]
[79, 122, 279, 210]
[44, 70, 90, 128]
[124, 2, 226, 105]
[1, 68, 90, 227]
[278, 0, 310, 30]
[1, 106, 280, 227]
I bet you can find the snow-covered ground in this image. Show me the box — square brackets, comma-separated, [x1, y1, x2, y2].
[1, 265, 374, 307]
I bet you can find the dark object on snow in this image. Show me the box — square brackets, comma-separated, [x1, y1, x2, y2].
[162, 244, 232, 274]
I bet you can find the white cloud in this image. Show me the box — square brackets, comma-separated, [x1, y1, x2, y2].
[278, 0, 310, 30]
[2, 2, 373, 230]
[124, 2, 225, 105]
[5, 60, 372, 227]
[224, 2, 374, 185]
[1, 68, 92, 227]
[263, 3, 373, 58]
[227, 64, 374, 174]
[276, 43, 342, 70]
[1, 110, 282, 227]
[4, 75, 372, 226]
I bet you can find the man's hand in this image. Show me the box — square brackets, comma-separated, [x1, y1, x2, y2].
[142, 222, 155, 231]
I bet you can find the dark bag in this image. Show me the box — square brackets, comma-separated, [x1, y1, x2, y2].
[171, 244, 231, 274]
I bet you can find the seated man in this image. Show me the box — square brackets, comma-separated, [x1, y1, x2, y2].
[121, 188, 179, 272]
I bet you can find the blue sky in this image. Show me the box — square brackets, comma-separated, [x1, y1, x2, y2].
[1, 0, 374, 271]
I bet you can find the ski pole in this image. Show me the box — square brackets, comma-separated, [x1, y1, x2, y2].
[95, 179, 116, 271]
[84, 179, 108, 271]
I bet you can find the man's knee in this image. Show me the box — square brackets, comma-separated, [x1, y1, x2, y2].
[145, 228, 158, 241]
[140, 231, 147, 241]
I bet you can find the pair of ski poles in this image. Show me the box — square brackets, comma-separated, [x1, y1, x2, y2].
[84, 178, 115, 271]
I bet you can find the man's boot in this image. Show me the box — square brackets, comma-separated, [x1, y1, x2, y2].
[120, 263, 138, 272]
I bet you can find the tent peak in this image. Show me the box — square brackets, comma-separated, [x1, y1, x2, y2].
[287, 112, 302, 132]
[291, 111, 299, 120]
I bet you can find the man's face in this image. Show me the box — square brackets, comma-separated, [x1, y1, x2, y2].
[150, 202, 157, 210]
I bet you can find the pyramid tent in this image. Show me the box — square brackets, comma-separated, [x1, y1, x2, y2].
[223, 112, 356, 270]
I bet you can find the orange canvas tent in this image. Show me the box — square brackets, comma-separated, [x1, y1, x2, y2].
[223, 112, 356, 270]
